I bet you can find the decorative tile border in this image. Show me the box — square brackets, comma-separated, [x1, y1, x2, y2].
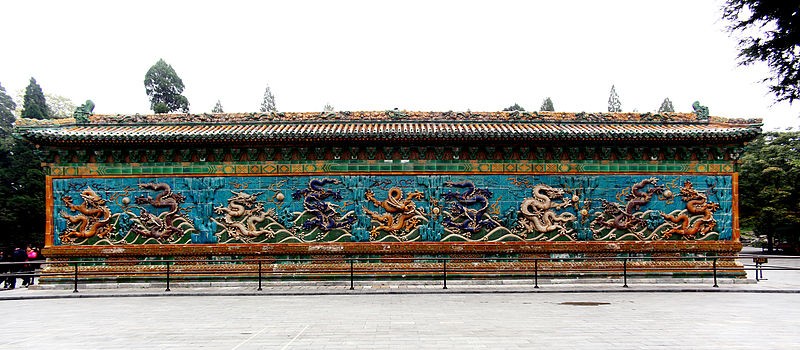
[45, 159, 736, 176]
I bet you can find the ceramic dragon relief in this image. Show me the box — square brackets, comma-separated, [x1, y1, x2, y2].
[441, 181, 501, 238]
[661, 181, 720, 239]
[59, 187, 114, 243]
[363, 187, 425, 240]
[590, 177, 673, 240]
[212, 190, 278, 242]
[291, 178, 356, 233]
[51, 175, 732, 245]
[517, 184, 578, 238]
[128, 183, 195, 242]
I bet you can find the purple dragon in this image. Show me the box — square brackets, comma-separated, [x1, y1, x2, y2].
[292, 178, 355, 232]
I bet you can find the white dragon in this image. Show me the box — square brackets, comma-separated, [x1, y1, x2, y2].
[518, 184, 576, 235]
[213, 191, 277, 241]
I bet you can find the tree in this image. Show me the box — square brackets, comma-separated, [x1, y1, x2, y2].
[144, 59, 189, 113]
[658, 98, 675, 113]
[723, 1, 800, 103]
[0, 82, 15, 145]
[46, 94, 76, 118]
[739, 132, 800, 252]
[608, 85, 622, 112]
[502, 103, 525, 111]
[0, 138, 46, 249]
[212, 100, 224, 113]
[21, 78, 49, 119]
[540, 97, 554, 111]
[0, 82, 45, 248]
[259, 85, 277, 113]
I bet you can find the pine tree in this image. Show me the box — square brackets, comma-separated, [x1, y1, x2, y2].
[658, 98, 675, 113]
[212, 100, 224, 113]
[259, 85, 277, 113]
[21, 78, 49, 119]
[144, 59, 190, 113]
[0, 81, 46, 248]
[608, 85, 622, 112]
[540, 97, 554, 111]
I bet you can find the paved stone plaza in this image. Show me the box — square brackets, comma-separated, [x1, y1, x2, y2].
[1, 249, 799, 349]
[0, 292, 798, 349]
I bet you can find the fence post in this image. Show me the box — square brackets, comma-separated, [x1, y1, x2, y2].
[755, 261, 760, 282]
[713, 257, 718, 288]
[165, 261, 171, 292]
[257, 260, 263, 291]
[73, 262, 79, 293]
[534, 259, 539, 289]
[442, 258, 448, 290]
[349, 258, 354, 290]
[623, 258, 628, 288]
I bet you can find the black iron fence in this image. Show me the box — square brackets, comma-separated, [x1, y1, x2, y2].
[0, 254, 793, 293]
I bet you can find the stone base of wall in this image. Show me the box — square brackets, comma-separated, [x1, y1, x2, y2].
[42, 241, 742, 257]
[39, 241, 744, 281]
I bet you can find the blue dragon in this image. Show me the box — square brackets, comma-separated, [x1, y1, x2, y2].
[292, 178, 355, 231]
[442, 181, 498, 234]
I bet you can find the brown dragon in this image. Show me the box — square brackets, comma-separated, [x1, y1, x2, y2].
[59, 187, 113, 242]
[363, 187, 424, 238]
[661, 181, 720, 239]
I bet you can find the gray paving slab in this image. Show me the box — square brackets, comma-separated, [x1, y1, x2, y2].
[0, 292, 798, 349]
[0, 247, 799, 349]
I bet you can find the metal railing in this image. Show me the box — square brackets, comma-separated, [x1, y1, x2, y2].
[0, 253, 795, 293]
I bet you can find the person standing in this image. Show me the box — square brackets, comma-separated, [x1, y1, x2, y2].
[7, 246, 26, 289]
[23, 245, 39, 286]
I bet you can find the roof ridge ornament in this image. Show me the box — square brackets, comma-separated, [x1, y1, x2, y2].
[386, 108, 408, 119]
[692, 101, 709, 121]
[73, 100, 95, 124]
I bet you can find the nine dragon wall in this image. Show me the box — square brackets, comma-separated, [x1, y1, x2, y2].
[49, 174, 734, 247]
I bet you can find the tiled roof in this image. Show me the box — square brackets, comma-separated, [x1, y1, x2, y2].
[15, 111, 762, 146]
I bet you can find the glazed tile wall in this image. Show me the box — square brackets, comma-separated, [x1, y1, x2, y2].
[51, 174, 733, 246]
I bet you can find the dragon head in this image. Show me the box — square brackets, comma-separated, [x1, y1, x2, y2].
[541, 186, 565, 199]
[228, 191, 261, 206]
[80, 187, 105, 206]
[679, 181, 702, 200]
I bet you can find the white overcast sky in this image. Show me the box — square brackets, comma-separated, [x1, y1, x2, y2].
[2, 0, 798, 130]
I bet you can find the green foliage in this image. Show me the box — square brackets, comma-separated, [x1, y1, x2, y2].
[153, 102, 169, 114]
[144, 59, 190, 113]
[0, 138, 45, 249]
[21, 77, 49, 119]
[502, 103, 525, 112]
[539, 97, 554, 111]
[0, 82, 15, 141]
[658, 98, 674, 113]
[212, 99, 224, 113]
[608, 85, 621, 112]
[260, 85, 277, 113]
[723, 1, 800, 103]
[0, 82, 45, 247]
[739, 132, 800, 251]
